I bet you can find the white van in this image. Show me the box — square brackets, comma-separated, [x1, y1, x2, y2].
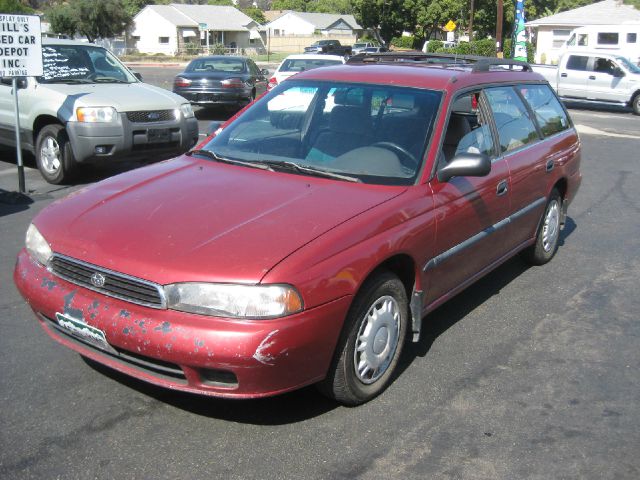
[562, 25, 640, 65]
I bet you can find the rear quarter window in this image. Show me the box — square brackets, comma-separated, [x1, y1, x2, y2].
[518, 85, 570, 137]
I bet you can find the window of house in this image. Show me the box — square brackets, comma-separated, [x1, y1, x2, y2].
[566, 55, 589, 71]
[518, 85, 569, 138]
[273, 29, 280, 36]
[485, 87, 540, 154]
[628, 33, 637, 43]
[159, 37, 169, 44]
[597, 32, 619, 45]
[552, 29, 571, 48]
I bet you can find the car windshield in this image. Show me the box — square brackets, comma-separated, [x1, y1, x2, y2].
[186, 58, 246, 73]
[353, 43, 368, 48]
[203, 80, 442, 185]
[279, 58, 342, 72]
[38, 44, 137, 84]
[616, 56, 640, 74]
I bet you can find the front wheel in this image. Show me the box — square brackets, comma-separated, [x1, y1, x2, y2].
[522, 188, 562, 265]
[35, 124, 76, 184]
[318, 272, 409, 405]
[632, 93, 640, 116]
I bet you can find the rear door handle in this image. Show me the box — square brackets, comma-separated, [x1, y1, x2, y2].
[546, 159, 554, 172]
[496, 180, 508, 196]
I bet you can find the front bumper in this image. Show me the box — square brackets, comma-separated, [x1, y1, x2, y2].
[66, 112, 199, 164]
[14, 249, 350, 399]
[173, 87, 252, 107]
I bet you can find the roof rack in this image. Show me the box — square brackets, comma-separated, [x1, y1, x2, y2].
[346, 52, 532, 72]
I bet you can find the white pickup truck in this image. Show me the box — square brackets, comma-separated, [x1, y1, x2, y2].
[532, 51, 640, 115]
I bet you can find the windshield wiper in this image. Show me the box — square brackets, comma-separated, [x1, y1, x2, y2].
[44, 78, 93, 84]
[187, 149, 273, 171]
[258, 160, 361, 183]
[93, 77, 130, 83]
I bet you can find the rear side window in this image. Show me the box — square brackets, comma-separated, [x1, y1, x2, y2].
[518, 85, 570, 137]
[485, 87, 539, 154]
[598, 32, 619, 45]
[566, 55, 588, 71]
[628, 33, 637, 43]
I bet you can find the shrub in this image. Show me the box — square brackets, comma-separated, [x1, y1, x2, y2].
[391, 36, 415, 49]
[426, 40, 443, 52]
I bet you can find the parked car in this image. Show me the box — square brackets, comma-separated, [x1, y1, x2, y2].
[532, 51, 640, 114]
[268, 54, 345, 90]
[352, 42, 377, 55]
[14, 54, 581, 406]
[304, 40, 352, 56]
[0, 38, 199, 184]
[172, 56, 269, 109]
[362, 46, 389, 53]
[422, 40, 457, 53]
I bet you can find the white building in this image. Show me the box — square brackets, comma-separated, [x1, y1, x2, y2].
[526, 0, 640, 64]
[263, 11, 361, 37]
[132, 4, 263, 55]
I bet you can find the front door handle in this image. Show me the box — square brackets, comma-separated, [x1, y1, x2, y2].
[546, 159, 554, 172]
[496, 179, 508, 196]
[560, 73, 568, 78]
[589, 75, 596, 80]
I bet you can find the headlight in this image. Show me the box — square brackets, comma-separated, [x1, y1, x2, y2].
[164, 283, 303, 319]
[25, 223, 53, 266]
[179, 103, 194, 119]
[76, 106, 117, 123]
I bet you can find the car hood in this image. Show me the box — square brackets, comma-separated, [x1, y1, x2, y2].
[36, 156, 404, 285]
[40, 82, 186, 113]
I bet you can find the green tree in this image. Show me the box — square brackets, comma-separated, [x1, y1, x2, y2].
[47, 0, 133, 42]
[354, 0, 414, 45]
[271, 0, 308, 11]
[207, 0, 233, 5]
[0, 0, 34, 13]
[241, 6, 266, 24]
[306, 0, 354, 14]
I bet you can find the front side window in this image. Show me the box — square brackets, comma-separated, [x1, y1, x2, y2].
[518, 85, 570, 137]
[485, 87, 539, 154]
[203, 81, 442, 185]
[38, 45, 137, 84]
[592, 57, 617, 75]
[598, 32, 619, 45]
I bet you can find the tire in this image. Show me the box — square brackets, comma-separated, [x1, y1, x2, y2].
[35, 124, 76, 184]
[632, 93, 640, 116]
[318, 272, 409, 405]
[522, 188, 562, 265]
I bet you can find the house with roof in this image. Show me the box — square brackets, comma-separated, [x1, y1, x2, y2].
[526, 0, 640, 63]
[261, 11, 362, 52]
[132, 4, 264, 55]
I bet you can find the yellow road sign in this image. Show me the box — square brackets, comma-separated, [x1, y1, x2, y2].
[444, 20, 457, 32]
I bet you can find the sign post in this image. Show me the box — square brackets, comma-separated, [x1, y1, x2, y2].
[0, 14, 43, 194]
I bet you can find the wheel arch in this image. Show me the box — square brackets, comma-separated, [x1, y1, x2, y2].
[552, 177, 568, 227]
[33, 115, 63, 145]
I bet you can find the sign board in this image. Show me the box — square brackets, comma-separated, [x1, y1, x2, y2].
[0, 14, 43, 77]
[199, 23, 208, 30]
[444, 20, 457, 32]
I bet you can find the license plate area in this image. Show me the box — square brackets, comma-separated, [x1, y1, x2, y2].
[55, 312, 117, 354]
[147, 128, 171, 143]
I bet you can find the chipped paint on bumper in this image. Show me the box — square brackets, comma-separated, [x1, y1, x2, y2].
[14, 249, 350, 399]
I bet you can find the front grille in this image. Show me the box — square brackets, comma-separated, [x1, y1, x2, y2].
[49, 254, 165, 309]
[126, 110, 176, 123]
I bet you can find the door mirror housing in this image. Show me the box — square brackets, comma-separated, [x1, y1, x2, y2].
[1, 77, 27, 89]
[612, 67, 625, 77]
[132, 71, 143, 81]
[260, 68, 269, 76]
[437, 153, 491, 182]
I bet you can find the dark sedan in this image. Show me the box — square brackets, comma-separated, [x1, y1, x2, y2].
[173, 56, 268, 110]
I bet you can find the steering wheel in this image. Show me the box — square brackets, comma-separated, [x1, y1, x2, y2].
[371, 142, 419, 169]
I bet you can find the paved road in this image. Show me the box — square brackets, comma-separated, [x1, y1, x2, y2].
[1, 76, 640, 479]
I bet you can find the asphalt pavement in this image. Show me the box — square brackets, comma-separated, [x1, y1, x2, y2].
[1, 71, 640, 479]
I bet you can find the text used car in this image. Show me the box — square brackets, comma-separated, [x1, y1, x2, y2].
[14, 53, 582, 405]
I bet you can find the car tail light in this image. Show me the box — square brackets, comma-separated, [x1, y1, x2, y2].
[221, 78, 245, 88]
[174, 77, 192, 88]
[267, 77, 278, 90]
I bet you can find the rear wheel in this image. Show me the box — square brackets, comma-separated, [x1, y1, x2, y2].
[522, 188, 562, 265]
[35, 124, 76, 184]
[318, 272, 408, 405]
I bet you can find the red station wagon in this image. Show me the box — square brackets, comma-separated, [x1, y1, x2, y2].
[14, 53, 582, 405]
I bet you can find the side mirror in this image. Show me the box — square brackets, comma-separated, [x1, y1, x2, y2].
[260, 68, 269, 76]
[1, 77, 27, 89]
[207, 121, 224, 136]
[612, 67, 625, 77]
[437, 153, 491, 182]
[133, 71, 143, 81]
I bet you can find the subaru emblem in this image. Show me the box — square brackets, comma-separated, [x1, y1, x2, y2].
[90, 272, 106, 288]
[148, 112, 160, 120]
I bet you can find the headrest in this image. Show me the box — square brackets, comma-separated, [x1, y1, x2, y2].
[329, 106, 371, 135]
[444, 115, 471, 145]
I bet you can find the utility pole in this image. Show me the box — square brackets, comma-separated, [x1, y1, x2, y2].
[468, 0, 475, 42]
[496, 0, 503, 57]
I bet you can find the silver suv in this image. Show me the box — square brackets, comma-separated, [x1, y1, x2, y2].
[0, 39, 199, 183]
